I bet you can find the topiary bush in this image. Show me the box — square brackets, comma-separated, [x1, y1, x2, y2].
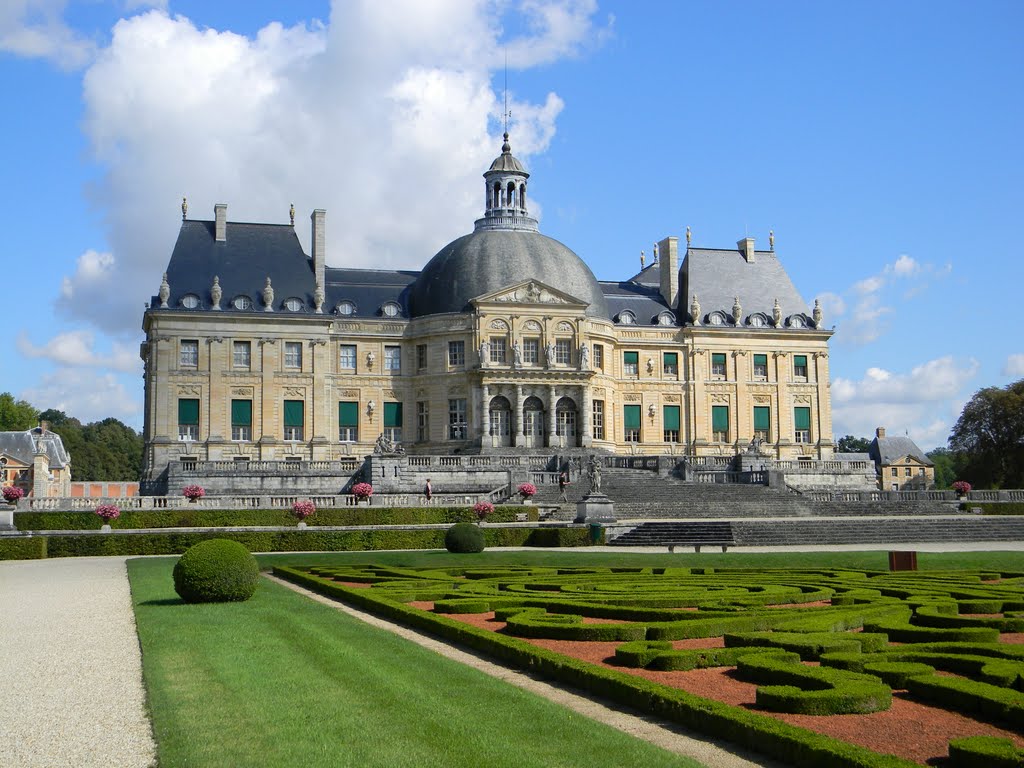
[445, 522, 485, 553]
[173, 538, 260, 603]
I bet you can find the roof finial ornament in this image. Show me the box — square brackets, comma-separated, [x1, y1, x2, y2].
[181, 197, 188, 220]
[158, 273, 170, 308]
[313, 281, 325, 314]
[653, 242, 659, 262]
[289, 203, 295, 226]
[685, 225, 692, 247]
[263, 277, 274, 312]
[732, 296, 742, 326]
[639, 250, 645, 269]
[773, 298, 782, 327]
[813, 298, 823, 327]
[769, 229, 775, 251]
[210, 276, 222, 310]
[690, 294, 701, 326]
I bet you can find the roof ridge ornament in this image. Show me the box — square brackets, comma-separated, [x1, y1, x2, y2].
[769, 229, 775, 251]
[181, 197, 187, 220]
[210, 275, 222, 310]
[158, 273, 170, 308]
[289, 203, 295, 227]
[686, 226, 692, 247]
[773, 298, 782, 327]
[690, 294, 700, 325]
[263, 277, 274, 312]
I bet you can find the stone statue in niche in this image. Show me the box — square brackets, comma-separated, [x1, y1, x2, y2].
[479, 340, 490, 367]
[579, 343, 589, 370]
[512, 341, 522, 368]
[545, 341, 556, 368]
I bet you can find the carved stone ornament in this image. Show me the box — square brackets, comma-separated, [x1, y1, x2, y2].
[623, 393, 642, 402]
[314, 282, 325, 314]
[366, 350, 375, 369]
[522, 319, 542, 332]
[489, 319, 509, 330]
[557, 321, 573, 332]
[690, 294, 700, 325]
[753, 395, 771, 404]
[210, 276, 222, 310]
[178, 385, 201, 396]
[262, 277, 274, 312]
[383, 390, 397, 399]
[794, 394, 812, 404]
[813, 298, 823, 327]
[646, 358, 654, 373]
[711, 394, 730, 404]
[664, 394, 681, 403]
[338, 389, 359, 398]
[284, 387, 305, 398]
[732, 297, 742, 325]
[158, 273, 170, 308]
[231, 387, 253, 396]
[773, 298, 782, 327]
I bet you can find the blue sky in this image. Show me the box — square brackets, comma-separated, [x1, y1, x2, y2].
[2, 1, 1022, 450]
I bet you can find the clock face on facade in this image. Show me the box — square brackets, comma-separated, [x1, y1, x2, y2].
[232, 295, 252, 311]
[181, 293, 200, 309]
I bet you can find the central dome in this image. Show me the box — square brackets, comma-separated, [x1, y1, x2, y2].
[408, 229, 610, 318]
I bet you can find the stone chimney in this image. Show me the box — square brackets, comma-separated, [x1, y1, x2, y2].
[311, 209, 326, 290]
[657, 236, 679, 310]
[737, 237, 755, 263]
[876, 427, 886, 439]
[215, 203, 227, 242]
[38, 420, 50, 433]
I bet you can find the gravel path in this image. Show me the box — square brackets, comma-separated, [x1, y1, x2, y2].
[270, 573, 784, 768]
[0, 557, 157, 768]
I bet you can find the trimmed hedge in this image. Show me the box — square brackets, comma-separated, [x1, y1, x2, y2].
[445, 523, 485, 553]
[948, 736, 1024, 768]
[0, 536, 47, 560]
[906, 674, 1024, 728]
[12, 505, 537, 531]
[978, 503, 1024, 516]
[173, 539, 260, 603]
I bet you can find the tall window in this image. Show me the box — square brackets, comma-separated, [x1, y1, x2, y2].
[448, 399, 467, 440]
[338, 401, 358, 442]
[663, 352, 678, 376]
[794, 354, 808, 380]
[178, 398, 199, 441]
[711, 353, 727, 378]
[753, 406, 770, 442]
[339, 344, 356, 371]
[490, 337, 506, 364]
[794, 406, 811, 443]
[284, 341, 302, 370]
[523, 338, 539, 365]
[383, 402, 403, 443]
[384, 345, 401, 372]
[180, 339, 198, 368]
[231, 399, 252, 442]
[283, 400, 304, 441]
[416, 344, 428, 371]
[232, 341, 251, 370]
[623, 404, 641, 442]
[663, 405, 680, 443]
[592, 400, 605, 440]
[593, 344, 604, 370]
[447, 340, 465, 368]
[555, 339, 571, 365]
[712, 405, 729, 442]
[623, 351, 639, 376]
[753, 353, 768, 379]
[416, 401, 429, 442]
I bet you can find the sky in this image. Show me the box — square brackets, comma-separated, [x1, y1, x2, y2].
[1, 0, 1022, 451]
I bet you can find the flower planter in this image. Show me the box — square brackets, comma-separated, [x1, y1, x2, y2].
[296, 521, 307, 529]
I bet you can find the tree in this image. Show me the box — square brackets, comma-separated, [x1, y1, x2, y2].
[37, 409, 143, 482]
[0, 393, 39, 431]
[926, 447, 963, 490]
[837, 435, 872, 453]
[949, 379, 1024, 489]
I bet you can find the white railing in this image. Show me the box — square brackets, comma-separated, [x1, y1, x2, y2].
[175, 459, 362, 475]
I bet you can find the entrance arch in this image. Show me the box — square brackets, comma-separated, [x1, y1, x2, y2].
[488, 396, 512, 447]
[555, 396, 578, 448]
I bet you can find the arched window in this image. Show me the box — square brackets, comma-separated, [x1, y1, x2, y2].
[523, 396, 545, 447]
[493, 182, 501, 207]
[488, 396, 512, 447]
[617, 310, 636, 325]
[519, 183, 526, 210]
[555, 396, 578, 447]
[506, 181, 516, 208]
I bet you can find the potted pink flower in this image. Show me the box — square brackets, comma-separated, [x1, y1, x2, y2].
[352, 482, 373, 504]
[182, 485, 206, 503]
[95, 503, 120, 531]
[2, 486, 24, 505]
[517, 483, 537, 503]
[951, 480, 972, 499]
[473, 501, 494, 523]
[292, 499, 316, 528]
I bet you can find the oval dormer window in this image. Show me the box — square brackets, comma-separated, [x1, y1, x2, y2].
[232, 295, 253, 311]
[789, 315, 805, 328]
[381, 302, 401, 318]
[181, 293, 201, 309]
[284, 297, 303, 312]
[617, 310, 636, 325]
[337, 300, 356, 316]
[657, 311, 675, 326]
[749, 313, 766, 328]
[708, 311, 727, 326]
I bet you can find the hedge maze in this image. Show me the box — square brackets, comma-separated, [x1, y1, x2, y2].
[276, 565, 1024, 767]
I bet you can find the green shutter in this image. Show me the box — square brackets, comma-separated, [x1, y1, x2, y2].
[178, 398, 199, 425]
[231, 399, 252, 426]
[338, 401, 358, 427]
[794, 407, 811, 430]
[794, 354, 807, 368]
[663, 352, 677, 367]
[283, 400, 304, 427]
[753, 406, 770, 431]
[663, 405, 680, 430]
[623, 405, 641, 429]
[623, 351, 639, 365]
[384, 402, 403, 427]
[712, 405, 729, 432]
[754, 354, 767, 367]
[712, 353, 726, 366]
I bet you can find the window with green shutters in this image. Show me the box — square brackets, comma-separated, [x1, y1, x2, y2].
[384, 402, 403, 443]
[753, 406, 770, 442]
[283, 400, 304, 441]
[794, 354, 808, 380]
[623, 404, 641, 442]
[712, 353, 727, 378]
[231, 399, 252, 442]
[712, 405, 729, 442]
[178, 398, 199, 441]
[623, 351, 639, 376]
[663, 405, 680, 442]
[753, 353, 768, 379]
[663, 352, 678, 376]
[338, 401, 358, 442]
[794, 406, 811, 443]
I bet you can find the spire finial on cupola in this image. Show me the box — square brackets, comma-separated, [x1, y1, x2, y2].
[501, 131, 511, 154]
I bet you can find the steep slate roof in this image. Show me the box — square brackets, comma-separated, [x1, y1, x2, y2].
[869, 436, 933, 466]
[325, 267, 418, 318]
[599, 279, 672, 325]
[0, 429, 70, 469]
[681, 247, 812, 326]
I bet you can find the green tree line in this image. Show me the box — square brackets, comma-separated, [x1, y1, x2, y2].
[0, 393, 142, 482]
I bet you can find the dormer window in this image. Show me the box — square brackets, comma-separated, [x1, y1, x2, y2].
[789, 315, 806, 329]
[232, 295, 252, 311]
[656, 311, 675, 326]
[749, 313, 767, 328]
[283, 297, 303, 312]
[337, 301, 356, 316]
[708, 311, 727, 326]
[381, 302, 401, 318]
[181, 293, 201, 309]
[617, 310, 636, 325]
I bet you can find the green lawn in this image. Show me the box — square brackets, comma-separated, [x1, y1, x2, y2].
[128, 558, 705, 768]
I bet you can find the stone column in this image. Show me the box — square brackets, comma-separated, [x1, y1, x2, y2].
[480, 384, 490, 443]
[514, 383, 525, 446]
[546, 386, 559, 447]
[580, 385, 593, 447]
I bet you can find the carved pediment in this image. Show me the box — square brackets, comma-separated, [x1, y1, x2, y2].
[471, 280, 588, 309]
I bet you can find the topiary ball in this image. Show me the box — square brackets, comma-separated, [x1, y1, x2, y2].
[173, 539, 260, 603]
[445, 522, 485, 553]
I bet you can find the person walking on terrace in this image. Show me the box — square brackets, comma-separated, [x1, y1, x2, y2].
[558, 470, 570, 502]
[424, 478, 433, 504]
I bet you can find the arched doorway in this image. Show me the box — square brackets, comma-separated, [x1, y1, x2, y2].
[555, 396, 578, 447]
[489, 396, 512, 447]
[523, 396, 545, 448]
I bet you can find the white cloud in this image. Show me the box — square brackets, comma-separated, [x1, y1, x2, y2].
[20, 369, 142, 424]
[58, 2, 608, 335]
[852, 276, 884, 295]
[814, 291, 846, 319]
[885, 254, 919, 277]
[0, 0, 95, 69]
[1003, 353, 1024, 378]
[17, 330, 140, 372]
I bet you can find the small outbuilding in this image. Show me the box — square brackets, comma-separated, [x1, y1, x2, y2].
[0, 422, 72, 498]
[869, 426, 934, 491]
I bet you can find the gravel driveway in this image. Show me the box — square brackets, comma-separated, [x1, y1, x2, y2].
[0, 557, 157, 768]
